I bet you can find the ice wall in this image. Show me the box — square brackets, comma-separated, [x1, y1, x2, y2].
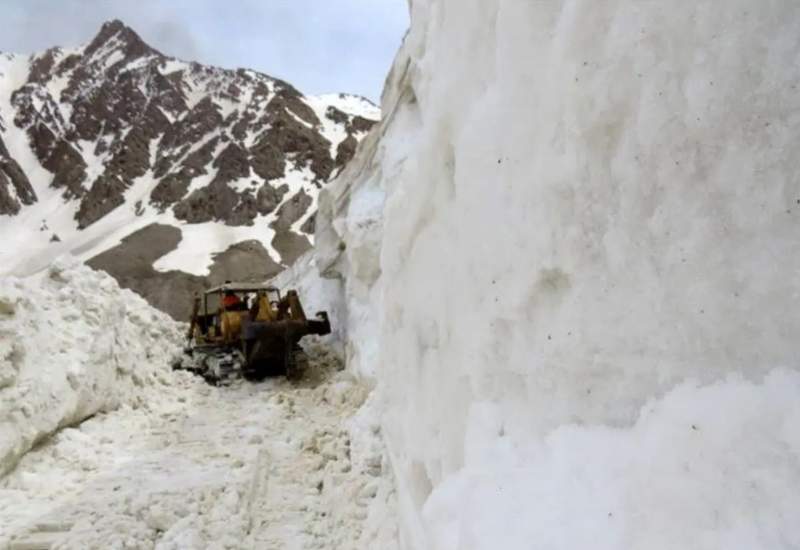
[317, 1, 800, 548]
[0, 263, 183, 476]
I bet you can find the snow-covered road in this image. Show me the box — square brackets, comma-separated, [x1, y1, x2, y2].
[0, 343, 398, 550]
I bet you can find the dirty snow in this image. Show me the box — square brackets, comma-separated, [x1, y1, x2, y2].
[1, 339, 398, 550]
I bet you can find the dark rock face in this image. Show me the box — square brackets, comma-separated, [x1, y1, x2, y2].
[87, 223, 283, 320]
[87, 223, 201, 320]
[272, 189, 313, 232]
[0, 137, 36, 215]
[150, 172, 191, 211]
[256, 182, 288, 215]
[349, 115, 375, 134]
[27, 123, 86, 199]
[335, 134, 359, 168]
[213, 143, 251, 183]
[300, 213, 316, 235]
[207, 240, 283, 286]
[271, 230, 312, 268]
[262, 102, 334, 181]
[76, 175, 127, 228]
[270, 190, 315, 265]
[173, 180, 244, 225]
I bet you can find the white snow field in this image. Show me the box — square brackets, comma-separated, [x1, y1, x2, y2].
[313, 1, 800, 548]
[0, 266, 398, 549]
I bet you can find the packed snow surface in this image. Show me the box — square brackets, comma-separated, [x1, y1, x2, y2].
[1, 342, 399, 550]
[314, 0, 800, 548]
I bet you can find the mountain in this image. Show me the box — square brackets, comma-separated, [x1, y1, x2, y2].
[0, 20, 378, 318]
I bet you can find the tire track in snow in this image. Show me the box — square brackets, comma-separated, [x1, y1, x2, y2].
[1, 344, 398, 550]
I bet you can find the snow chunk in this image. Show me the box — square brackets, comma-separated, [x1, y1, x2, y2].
[0, 262, 183, 476]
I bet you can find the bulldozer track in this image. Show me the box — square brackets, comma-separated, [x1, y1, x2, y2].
[175, 346, 312, 385]
[173, 347, 244, 386]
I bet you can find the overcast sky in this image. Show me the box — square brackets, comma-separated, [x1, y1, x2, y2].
[0, 0, 408, 101]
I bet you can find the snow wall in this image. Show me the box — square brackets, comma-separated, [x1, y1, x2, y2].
[0, 263, 183, 476]
[315, 1, 800, 549]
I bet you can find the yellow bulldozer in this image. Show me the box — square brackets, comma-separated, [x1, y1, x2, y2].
[174, 282, 331, 384]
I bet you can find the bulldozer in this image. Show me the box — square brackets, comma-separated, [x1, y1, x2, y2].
[174, 282, 331, 384]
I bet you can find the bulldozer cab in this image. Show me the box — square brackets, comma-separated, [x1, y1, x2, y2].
[206, 285, 280, 314]
[190, 283, 282, 344]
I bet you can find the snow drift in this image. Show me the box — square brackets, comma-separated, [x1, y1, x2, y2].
[0, 262, 182, 476]
[315, 1, 800, 548]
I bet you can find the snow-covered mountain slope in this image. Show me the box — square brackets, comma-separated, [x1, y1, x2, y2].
[0, 20, 378, 318]
[312, 1, 800, 549]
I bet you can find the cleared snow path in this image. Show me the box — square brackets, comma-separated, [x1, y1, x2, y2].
[0, 343, 398, 550]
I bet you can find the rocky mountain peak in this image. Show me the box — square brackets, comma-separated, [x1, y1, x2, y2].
[97, 18, 137, 39]
[86, 19, 156, 58]
[0, 20, 380, 318]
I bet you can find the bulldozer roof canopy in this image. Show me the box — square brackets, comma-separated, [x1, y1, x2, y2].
[204, 282, 280, 295]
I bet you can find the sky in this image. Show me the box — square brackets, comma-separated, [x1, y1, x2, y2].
[0, 0, 409, 102]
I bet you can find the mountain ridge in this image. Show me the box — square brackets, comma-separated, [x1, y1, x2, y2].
[0, 19, 378, 318]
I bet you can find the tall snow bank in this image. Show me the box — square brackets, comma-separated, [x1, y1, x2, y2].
[315, 1, 800, 548]
[269, 251, 348, 356]
[423, 370, 800, 549]
[0, 262, 183, 476]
